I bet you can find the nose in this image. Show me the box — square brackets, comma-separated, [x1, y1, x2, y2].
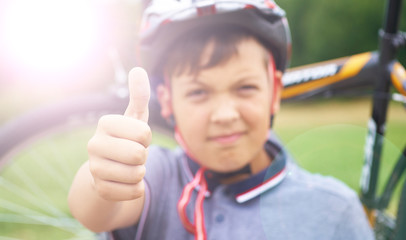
[210, 97, 240, 124]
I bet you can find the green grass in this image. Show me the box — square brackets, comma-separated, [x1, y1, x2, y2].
[0, 127, 97, 239]
[275, 98, 406, 215]
[0, 126, 176, 239]
[0, 98, 404, 238]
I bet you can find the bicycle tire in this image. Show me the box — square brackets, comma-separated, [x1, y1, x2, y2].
[0, 91, 172, 239]
[0, 93, 132, 239]
[0, 91, 171, 167]
[0, 93, 125, 164]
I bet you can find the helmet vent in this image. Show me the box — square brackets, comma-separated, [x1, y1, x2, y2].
[196, 3, 217, 16]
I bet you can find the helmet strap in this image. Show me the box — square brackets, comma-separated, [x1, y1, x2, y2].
[268, 53, 279, 128]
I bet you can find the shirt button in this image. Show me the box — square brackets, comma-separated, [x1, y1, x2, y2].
[215, 214, 224, 223]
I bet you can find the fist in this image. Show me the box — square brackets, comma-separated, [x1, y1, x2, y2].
[87, 68, 151, 201]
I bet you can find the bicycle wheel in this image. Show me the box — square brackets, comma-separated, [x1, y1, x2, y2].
[0, 93, 129, 239]
[0, 91, 173, 239]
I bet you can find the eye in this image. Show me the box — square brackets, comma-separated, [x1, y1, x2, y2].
[240, 85, 257, 90]
[237, 84, 259, 95]
[187, 89, 207, 97]
[185, 88, 209, 102]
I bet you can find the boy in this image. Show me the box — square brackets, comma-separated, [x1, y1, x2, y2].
[69, 1, 374, 239]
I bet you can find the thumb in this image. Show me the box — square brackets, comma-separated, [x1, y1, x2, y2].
[124, 67, 150, 122]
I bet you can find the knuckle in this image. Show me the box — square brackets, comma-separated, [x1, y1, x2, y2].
[98, 188, 111, 200]
[128, 144, 147, 165]
[88, 160, 101, 179]
[129, 165, 146, 183]
[97, 116, 109, 131]
[138, 147, 148, 164]
[94, 180, 109, 199]
[87, 136, 99, 154]
[129, 182, 145, 199]
[98, 115, 113, 126]
[138, 165, 146, 178]
[138, 122, 152, 146]
[98, 115, 120, 134]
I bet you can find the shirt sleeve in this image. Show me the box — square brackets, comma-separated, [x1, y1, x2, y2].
[332, 194, 375, 240]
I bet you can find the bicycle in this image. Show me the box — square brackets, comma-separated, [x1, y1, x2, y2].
[0, 48, 174, 239]
[0, 0, 405, 239]
[281, 0, 406, 238]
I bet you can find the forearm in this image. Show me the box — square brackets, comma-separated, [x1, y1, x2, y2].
[68, 161, 145, 233]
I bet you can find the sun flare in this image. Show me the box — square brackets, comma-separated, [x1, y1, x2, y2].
[2, 0, 100, 73]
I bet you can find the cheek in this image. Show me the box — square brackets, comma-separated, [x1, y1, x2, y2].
[173, 99, 207, 123]
[172, 100, 209, 139]
[241, 101, 270, 147]
[240, 96, 271, 126]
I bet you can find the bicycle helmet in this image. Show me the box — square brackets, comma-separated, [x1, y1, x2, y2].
[138, 0, 291, 86]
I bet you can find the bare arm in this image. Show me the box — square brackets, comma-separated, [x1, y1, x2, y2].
[68, 68, 151, 232]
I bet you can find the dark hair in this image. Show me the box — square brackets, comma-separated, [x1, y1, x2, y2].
[162, 25, 270, 80]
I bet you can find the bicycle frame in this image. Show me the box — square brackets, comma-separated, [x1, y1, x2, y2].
[279, 0, 406, 238]
[281, 52, 406, 101]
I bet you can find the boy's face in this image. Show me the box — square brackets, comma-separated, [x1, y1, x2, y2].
[158, 38, 281, 173]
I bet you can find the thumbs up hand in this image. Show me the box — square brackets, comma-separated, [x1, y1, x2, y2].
[87, 68, 152, 201]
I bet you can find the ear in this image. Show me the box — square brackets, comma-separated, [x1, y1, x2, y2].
[270, 70, 283, 115]
[157, 84, 172, 119]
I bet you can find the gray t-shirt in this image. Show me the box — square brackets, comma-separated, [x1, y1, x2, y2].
[112, 134, 374, 240]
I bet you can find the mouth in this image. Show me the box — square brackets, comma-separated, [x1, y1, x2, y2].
[208, 132, 245, 145]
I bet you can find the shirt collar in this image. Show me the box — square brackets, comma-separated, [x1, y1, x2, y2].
[183, 135, 288, 203]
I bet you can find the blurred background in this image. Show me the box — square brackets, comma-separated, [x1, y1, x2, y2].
[0, 0, 142, 122]
[0, 0, 405, 122]
[0, 0, 405, 239]
[0, 0, 405, 121]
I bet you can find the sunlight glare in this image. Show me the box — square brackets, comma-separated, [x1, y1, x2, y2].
[3, 0, 100, 73]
